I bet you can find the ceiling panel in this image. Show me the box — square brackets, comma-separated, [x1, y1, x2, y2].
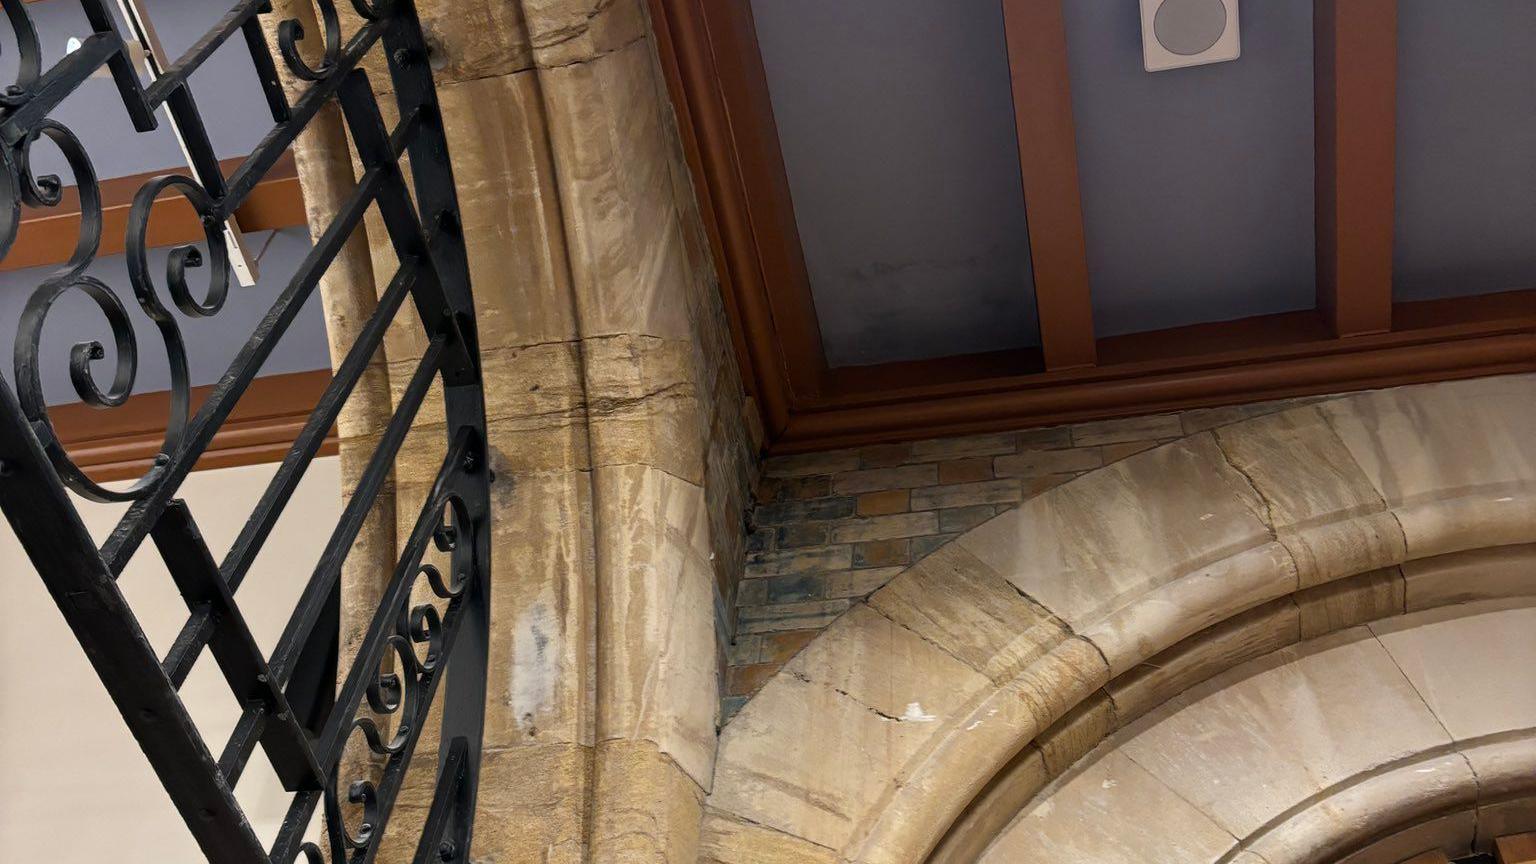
[1063, 0, 1316, 338]
[749, 0, 1040, 368]
[1394, 0, 1536, 302]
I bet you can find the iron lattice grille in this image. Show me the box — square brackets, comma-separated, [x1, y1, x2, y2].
[0, 1, 490, 862]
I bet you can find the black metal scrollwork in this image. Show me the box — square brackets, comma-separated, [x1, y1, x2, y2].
[0, 0, 490, 862]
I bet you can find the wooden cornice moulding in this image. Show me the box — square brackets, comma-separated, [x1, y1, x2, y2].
[47, 368, 335, 484]
[773, 291, 1536, 453]
[3, 152, 306, 273]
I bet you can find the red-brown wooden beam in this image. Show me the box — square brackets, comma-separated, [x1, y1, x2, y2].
[4, 153, 306, 273]
[1001, 0, 1096, 370]
[1315, 0, 1398, 337]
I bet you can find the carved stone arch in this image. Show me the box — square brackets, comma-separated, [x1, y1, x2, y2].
[699, 374, 1536, 864]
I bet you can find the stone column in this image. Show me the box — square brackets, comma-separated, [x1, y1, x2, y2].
[282, 0, 759, 860]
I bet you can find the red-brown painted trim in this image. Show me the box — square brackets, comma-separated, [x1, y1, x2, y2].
[49, 369, 335, 484]
[1002, 0, 1096, 370]
[1315, 0, 1398, 337]
[4, 153, 306, 273]
[776, 291, 1536, 452]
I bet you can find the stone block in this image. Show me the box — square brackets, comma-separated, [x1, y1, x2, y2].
[764, 573, 825, 604]
[753, 497, 857, 526]
[747, 545, 853, 577]
[1107, 598, 1300, 727]
[593, 465, 720, 789]
[857, 489, 911, 516]
[1296, 566, 1406, 638]
[1119, 628, 1453, 839]
[697, 809, 839, 864]
[737, 600, 851, 634]
[825, 567, 905, 600]
[859, 443, 913, 468]
[962, 434, 1287, 673]
[853, 539, 910, 569]
[938, 457, 994, 484]
[869, 543, 1069, 683]
[1371, 601, 1536, 741]
[1216, 405, 1406, 587]
[980, 751, 1235, 864]
[775, 523, 830, 549]
[829, 512, 939, 543]
[832, 464, 940, 495]
[939, 505, 999, 534]
[910, 433, 1021, 462]
[1402, 544, 1536, 611]
[589, 741, 705, 864]
[1321, 374, 1536, 559]
[993, 447, 1103, 478]
[911, 479, 1022, 511]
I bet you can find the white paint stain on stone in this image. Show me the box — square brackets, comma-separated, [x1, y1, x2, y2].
[511, 601, 558, 734]
[902, 702, 938, 723]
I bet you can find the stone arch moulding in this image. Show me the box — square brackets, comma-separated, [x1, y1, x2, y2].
[697, 374, 1536, 864]
[980, 600, 1536, 863]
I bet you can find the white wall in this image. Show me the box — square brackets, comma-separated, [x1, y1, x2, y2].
[0, 457, 342, 861]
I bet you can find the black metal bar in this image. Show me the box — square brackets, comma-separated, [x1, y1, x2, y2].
[144, 0, 267, 108]
[160, 257, 419, 689]
[241, 14, 293, 124]
[0, 382, 269, 864]
[411, 738, 470, 864]
[102, 160, 391, 576]
[272, 334, 447, 684]
[151, 501, 326, 792]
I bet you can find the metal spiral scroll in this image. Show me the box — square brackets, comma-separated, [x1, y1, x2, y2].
[0, 0, 490, 860]
[0, 0, 349, 502]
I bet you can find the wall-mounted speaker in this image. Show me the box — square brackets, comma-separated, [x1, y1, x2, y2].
[1140, 0, 1241, 72]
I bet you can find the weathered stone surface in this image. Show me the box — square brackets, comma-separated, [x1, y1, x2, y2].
[979, 750, 1236, 864]
[539, 35, 705, 341]
[1243, 753, 1476, 864]
[1107, 597, 1300, 727]
[475, 470, 594, 748]
[522, 0, 650, 69]
[709, 672, 937, 850]
[867, 543, 1068, 683]
[593, 465, 719, 789]
[961, 434, 1291, 674]
[1036, 693, 1114, 777]
[369, 1, 533, 89]
[589, 741, 705, 864]
[583, 334, 708, 484]
[849, 637, 1109, 864]
[417, 71, 581, 350]
[1119, 628, 1452, 839]
[1371, 600, 1536, 741]
[697, 809, 839, 864]
[1334, 812, 1474, 864]
[926, 746, 1049, 864]
[1321, 374, 1536, 559]
[392, 744, 590, 864]
[1295, 566, 1406, 638]
[1216, 406, 1406, 587]
[1402, 544, 1536, 610]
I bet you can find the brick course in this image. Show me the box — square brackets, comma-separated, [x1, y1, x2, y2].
[724, 394, 1328, 723]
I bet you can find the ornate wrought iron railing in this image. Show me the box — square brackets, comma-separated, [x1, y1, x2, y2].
[0, 1, 490, 861]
